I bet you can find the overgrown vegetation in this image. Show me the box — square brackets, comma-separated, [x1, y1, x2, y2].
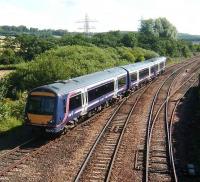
[0, 17, 200, 132]
[1, 19, 200, 65]
[0, 96, 25, 133]
[3, 45, 158, 97]
[0, 25, 68, 37]
[0, 44, 158, 132]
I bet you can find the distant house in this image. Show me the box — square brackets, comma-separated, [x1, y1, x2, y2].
[192, 41, 200, 45]
[0, 36, 6, 46]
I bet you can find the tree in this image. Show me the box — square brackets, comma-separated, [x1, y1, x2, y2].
[0, 48, 23, 64]
[140, 19, 155, 36]
[121, 32, 138, 47]
[92, 31, 123, 47]
[14, 34, 56, 60]
[139, 17, 177, 39]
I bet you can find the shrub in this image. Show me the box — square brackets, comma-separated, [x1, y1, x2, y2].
[4, 45, 158, 97]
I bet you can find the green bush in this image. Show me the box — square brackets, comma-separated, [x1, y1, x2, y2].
[0, 95, 25, 132]
[3, 45, 158, 98]
[0, 77, 10, 100]
[0, 116, 22, 133]
[2, 44, 157, 132]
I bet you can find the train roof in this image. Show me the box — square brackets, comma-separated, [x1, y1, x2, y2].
[32, 67, 127, 95]
[31, 57, 166, 96]
[121, 57, 166, 73]
[146, 56, 166, 63]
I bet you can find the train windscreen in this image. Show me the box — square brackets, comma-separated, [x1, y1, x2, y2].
[27, 96, 55, 115]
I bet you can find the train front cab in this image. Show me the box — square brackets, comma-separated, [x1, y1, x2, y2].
[25, 90, 62, 133]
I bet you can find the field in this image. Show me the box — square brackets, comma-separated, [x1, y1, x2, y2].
[0, 70, 12, 78]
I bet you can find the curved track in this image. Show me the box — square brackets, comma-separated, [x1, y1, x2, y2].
[0, 135, 60, 176]
[144, 58, 200, 182]
[0, 56, 199, 181]
[74, 82, 153, 182]
[167, 74, 199, 181]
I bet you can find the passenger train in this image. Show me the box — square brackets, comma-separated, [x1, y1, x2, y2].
[25, 57, 166, 133]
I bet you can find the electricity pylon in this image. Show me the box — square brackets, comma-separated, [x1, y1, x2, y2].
[76, 14, 97, 37]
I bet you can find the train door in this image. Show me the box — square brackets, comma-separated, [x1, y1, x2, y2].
[81, 88, 88, 115]
[137, 71, 139, 86]
[113, 78, 118, 98]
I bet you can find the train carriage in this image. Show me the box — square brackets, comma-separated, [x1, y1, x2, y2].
[25, 57, 166, 133]
[25, 67, 128, 133]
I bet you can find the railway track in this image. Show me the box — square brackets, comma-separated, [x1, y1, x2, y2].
[167, 72, 199, 181]
[106, 56, 200, 181]
[73, 59, 197, 181]
[0, 61, 179, 181]
[0, 135, 60, 177]
[144, 59, 200, 181]
[0, 106, 116, 178]
[0, 86, 144, 180]
[0, 56, 199, 181]
[74, 81, 154, 182]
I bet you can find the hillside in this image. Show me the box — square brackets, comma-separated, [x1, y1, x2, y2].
[178, 33, 200, 42]
[1, 25, 200, 42]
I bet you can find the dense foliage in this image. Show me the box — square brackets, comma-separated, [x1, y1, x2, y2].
[0, 94, 25, 132]
[3, 45, 158, 97]
[1, 31, 198, 65]
[139, 18, 177, 39]
[0, 25, 68, 37]
[0, 44, 158, 132]
[138, 35, 194, 57]
[2, 35, 57, 61]
[0, 17, 200, 132]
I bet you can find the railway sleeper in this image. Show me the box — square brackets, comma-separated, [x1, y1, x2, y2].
[93, 166, 107, 170]
[150, 159, 168, 164]
[89, 175, 105, 181]
[151, 154, 167, 158]
[96, 156, 111, 160]
[149, 168, 170, 174]
[150, 149, 166, 153]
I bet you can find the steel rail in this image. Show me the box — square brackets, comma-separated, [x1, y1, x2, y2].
[74, 82, 153, 182]
[0, 136, 37, 160]
[105, 81, 153, 182]
[168, 77, 199, 182]
[145, 68, 200, 181]
[165, 64, 200, 181]
[145, 58, 200, 182]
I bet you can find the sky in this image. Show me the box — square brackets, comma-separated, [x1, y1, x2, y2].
[0, 0, 199, 34]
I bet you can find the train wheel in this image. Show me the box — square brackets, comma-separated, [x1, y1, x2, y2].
[105, 101, 109, 108]
[63, 127, 67, 134]
[97, 105, 102, 112]
[87, 111, 92, 118]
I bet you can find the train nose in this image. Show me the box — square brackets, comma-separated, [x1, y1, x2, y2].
[27, 114, 53, 125]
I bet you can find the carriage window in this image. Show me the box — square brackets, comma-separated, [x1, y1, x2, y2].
[118, 76, 126, 88]
[150, 64, 158, 74]
[88, 81, 114, 102]
[101, 82, 114, 94]
[69, 94, 82, 111]
[160, 62, 164, 69]
[131, 72, 137, 82]
[139, 68, 149, 79]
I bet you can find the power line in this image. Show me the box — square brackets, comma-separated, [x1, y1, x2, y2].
[76, 14, 97, 36]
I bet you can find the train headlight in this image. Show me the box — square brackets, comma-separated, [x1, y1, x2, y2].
[24, 116, 29, 122]
[48, 120, 54, 124]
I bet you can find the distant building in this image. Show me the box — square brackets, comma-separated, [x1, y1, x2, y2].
[192, 41, 200, 45]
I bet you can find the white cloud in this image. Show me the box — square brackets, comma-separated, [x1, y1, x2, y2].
[0, 0, 199, 34]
